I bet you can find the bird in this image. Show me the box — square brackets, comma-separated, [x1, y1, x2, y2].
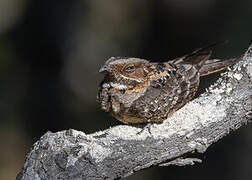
[97, 42, 241, 124]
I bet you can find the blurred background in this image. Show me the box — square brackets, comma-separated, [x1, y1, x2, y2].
[0, 0, 251, 179]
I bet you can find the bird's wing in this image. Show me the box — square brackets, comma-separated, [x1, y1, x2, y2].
[171, 41, 227, 70]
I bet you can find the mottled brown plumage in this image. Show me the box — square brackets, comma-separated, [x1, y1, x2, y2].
[97, 43, 240, 124]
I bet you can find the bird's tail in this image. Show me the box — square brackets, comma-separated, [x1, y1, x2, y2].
[199, 56, 242, 76]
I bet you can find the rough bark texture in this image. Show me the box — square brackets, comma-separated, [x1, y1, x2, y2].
[17, 45, 252, 180]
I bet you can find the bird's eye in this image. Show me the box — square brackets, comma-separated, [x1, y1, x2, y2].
[123, 64, 135, 72]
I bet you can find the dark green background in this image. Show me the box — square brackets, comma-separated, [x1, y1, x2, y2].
[0, 0, 251, 179]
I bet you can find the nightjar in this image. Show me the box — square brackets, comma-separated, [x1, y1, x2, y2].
[98, 42, 240, 124]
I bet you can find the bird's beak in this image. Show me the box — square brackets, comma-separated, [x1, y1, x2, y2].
[99, 65, 112, 73]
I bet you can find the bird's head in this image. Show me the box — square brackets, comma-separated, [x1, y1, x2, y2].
[99, 57, 152, 85]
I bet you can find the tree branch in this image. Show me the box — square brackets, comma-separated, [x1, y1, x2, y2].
[17, 44, 252, 180]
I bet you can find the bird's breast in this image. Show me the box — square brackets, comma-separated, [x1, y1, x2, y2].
[98, 81, 149, 114]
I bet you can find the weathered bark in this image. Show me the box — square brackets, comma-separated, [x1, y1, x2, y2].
[17, 44, 252, 180]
